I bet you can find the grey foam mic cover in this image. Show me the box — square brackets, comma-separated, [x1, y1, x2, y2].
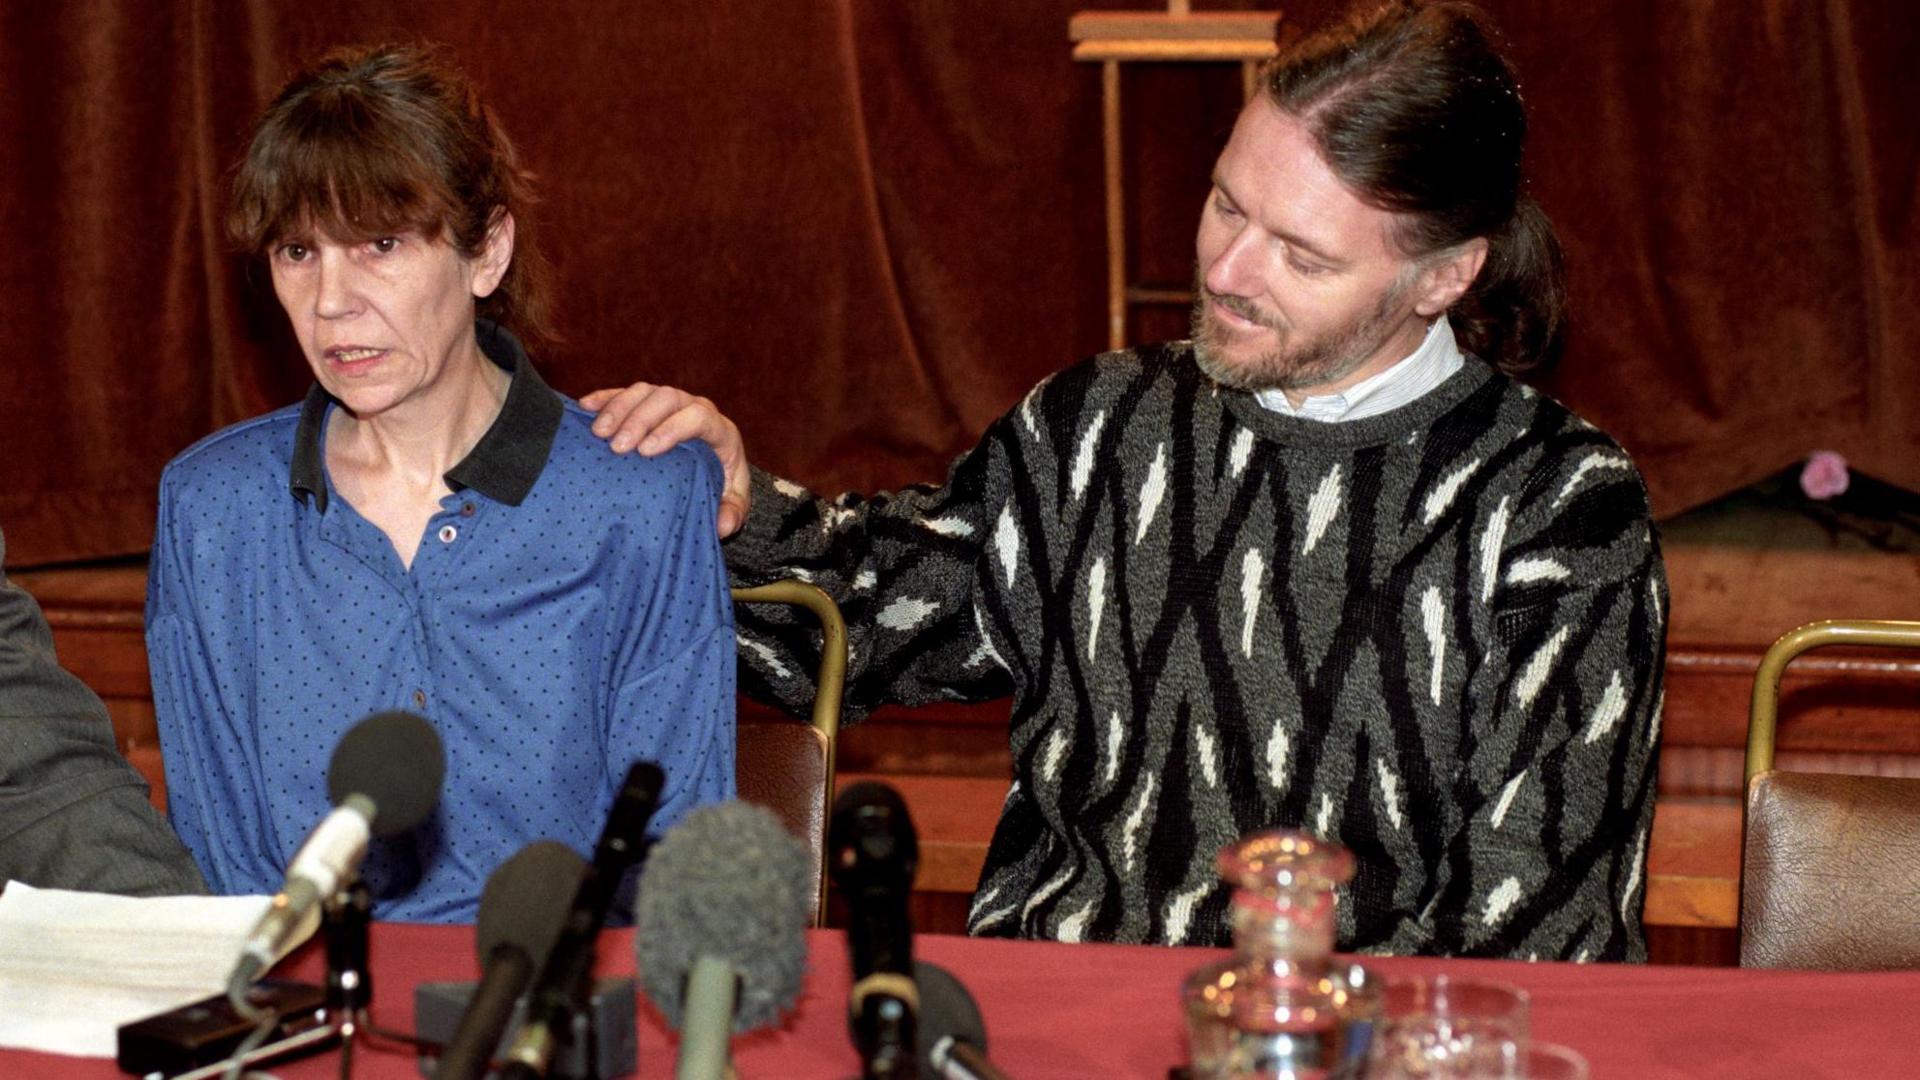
[634, 801, 812, 1031]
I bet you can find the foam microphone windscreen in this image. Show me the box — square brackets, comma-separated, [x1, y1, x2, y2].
[478, 840, 589, 964]
[634, 801, 812, 1031]
[326, 710, 445, 837]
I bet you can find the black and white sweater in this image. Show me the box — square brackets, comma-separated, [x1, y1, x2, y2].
[726, 343, 1666, 961]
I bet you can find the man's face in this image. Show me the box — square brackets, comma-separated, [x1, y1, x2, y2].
[1191, 99, 1432, 396]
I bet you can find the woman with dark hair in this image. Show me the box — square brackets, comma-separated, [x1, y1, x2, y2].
[147, 44, 735, 922]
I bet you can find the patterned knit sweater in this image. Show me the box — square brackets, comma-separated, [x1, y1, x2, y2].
[726, 342, 1666, 961]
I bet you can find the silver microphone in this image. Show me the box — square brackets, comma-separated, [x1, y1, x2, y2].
[226, 712, 444, 999]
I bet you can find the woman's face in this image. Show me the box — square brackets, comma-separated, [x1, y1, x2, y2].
[268, 217, 512, 421]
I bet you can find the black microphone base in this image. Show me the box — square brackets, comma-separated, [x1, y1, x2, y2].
[413, 976, 638, 1079]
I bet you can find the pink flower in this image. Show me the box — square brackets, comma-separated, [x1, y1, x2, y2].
[1800, 450, 1850, 500]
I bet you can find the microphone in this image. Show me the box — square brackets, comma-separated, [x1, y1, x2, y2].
[498, 760, 664, 1079]
[915, 961, 1011, 1080]
[434, 841, 588, 1080]
[830, 781, 920, 1080]
[635, 801, 812, 1080]
[228, 711, 444, 998]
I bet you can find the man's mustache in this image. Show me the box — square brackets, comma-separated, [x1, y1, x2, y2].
[1201, 287, 1284, 332]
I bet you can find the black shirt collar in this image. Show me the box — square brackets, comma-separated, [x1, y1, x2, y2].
[289, 320, 563, 513]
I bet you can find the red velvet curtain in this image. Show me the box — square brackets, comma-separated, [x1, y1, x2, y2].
[3, 1, 1915, 566]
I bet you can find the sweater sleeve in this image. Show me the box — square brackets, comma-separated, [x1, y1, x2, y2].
[720, 416, 1025, 723]
[1395, 442, 1666, 961]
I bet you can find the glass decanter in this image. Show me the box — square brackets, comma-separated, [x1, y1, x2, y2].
[1182, 830, 1378, 1079]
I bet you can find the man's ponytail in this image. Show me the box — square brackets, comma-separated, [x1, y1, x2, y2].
[1450, 197, 1566, 375]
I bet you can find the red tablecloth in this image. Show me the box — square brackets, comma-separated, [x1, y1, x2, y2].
[9, 926, 1919, 1078]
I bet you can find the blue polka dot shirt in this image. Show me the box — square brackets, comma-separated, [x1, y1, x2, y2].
[146, 323, 736, 923]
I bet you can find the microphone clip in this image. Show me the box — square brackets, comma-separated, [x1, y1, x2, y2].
[323, 879, 375, 1019]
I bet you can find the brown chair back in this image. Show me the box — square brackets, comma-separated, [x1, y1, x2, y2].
[1740, 619, 1920, 969]
[1743, 771, 1920, 970]
[730, 580, 846, 927]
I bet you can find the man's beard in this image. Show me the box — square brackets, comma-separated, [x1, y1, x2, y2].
[1190, 271, 1414, 394]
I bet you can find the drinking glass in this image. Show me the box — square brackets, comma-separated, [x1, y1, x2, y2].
[1490, 1041, 1589, 1080]
[1365, 975, 1529, 1078]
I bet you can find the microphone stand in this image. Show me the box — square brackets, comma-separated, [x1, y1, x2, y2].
[323, 880, 372, 1078]
[207, 879, 442, 1080]
[205, 883, 372, 1080]
[317, 881, 441, 1078]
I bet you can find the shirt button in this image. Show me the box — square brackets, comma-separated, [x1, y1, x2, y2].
[460, 502, 476, 517]
[412, 689, 426, 708]
[438, 524, 458, 543]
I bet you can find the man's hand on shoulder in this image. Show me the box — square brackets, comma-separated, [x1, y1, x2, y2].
[582, 382, 750, 538]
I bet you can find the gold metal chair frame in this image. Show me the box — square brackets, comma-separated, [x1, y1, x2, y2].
[1744, 618, 1920, 786]
[731, 579, 847, 926]
[1739, 618, 1920, 968]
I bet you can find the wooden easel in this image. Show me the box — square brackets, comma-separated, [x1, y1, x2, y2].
[1069, 2, 1287, 350]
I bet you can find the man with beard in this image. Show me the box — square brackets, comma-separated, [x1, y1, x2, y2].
[591, 0, 1665, 961]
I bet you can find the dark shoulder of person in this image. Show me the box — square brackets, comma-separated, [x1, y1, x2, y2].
[0, 532, 207, 897]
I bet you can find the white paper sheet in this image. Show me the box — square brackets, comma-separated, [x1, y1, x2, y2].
[0, 882, 272, 1058]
